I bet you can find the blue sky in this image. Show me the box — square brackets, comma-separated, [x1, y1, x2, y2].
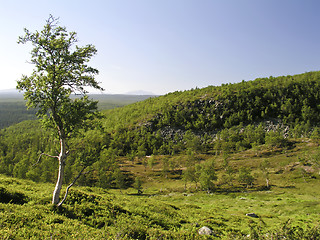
[1, 0, 320, 95]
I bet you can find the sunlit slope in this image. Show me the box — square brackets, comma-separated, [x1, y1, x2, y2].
[102, 71, 320, 132]
[1, 71, 320, 185]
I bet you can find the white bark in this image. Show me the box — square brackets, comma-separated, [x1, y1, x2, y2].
[57, 166, 87, 207]
[52, 136, 67, 205]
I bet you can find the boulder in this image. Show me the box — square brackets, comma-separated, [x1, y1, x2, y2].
[198, 226, 212, 235]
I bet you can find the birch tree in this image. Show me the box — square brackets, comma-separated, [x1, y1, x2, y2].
[17, 15, 103, 206]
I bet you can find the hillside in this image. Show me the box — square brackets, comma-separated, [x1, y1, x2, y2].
[1, 139, 320, 239]
[102, 71, 320, 131]
[100, 71, 320, 156]
[1, 71, 320, 184]
[1, 71, 320, 238]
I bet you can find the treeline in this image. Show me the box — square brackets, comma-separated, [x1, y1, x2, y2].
[0, 120, 270, 189]
[0, 121, 125, 188]
[0, 101, 37, 129]
[0, 116, 315, 190]
[1, 71, 320, 188]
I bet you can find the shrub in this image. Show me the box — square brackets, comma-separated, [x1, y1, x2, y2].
[265, 131, 289, 148]
[64, 189, 100, 205]
[237, 167, 254, 188]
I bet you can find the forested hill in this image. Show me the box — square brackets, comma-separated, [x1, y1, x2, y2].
[100, 71, 320, 155]
[1, 71, 320, 185]
[102, 71, 320, 132]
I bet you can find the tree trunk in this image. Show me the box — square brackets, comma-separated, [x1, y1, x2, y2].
[57, 166, 86, 207]
[52, 136, 67, 205]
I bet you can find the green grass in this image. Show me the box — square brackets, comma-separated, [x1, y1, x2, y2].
[1, 139, 320, 239]
[1, 179, 320, 239]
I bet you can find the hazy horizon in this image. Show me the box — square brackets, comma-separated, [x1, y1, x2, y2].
[0, 87, 158, 96]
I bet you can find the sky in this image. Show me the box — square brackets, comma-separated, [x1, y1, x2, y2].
[1, 0, 320, 95]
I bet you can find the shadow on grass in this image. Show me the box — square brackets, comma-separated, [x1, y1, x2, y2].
[278, 185, 296, 189]
[126, 192, 154, 197]
[0, 186, 28, 204]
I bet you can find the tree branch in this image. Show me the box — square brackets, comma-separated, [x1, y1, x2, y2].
[33, 153, 58, 167]
[57, 165, 87, 207]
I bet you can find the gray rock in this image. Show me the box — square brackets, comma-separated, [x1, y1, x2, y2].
[246, 213, 259, 218]
[198, 226, 212, 235]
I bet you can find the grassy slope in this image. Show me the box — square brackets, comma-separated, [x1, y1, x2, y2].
[1, 138, 320, 239]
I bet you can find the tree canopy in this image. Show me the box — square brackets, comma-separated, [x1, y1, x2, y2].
[16, 15, 104, 206]
[17, 15, 103, 138]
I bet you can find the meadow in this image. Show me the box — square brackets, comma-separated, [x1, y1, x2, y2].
[1, 138, 320, 239]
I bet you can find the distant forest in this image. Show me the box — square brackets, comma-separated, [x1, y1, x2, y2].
[0, 93, 155, 129]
